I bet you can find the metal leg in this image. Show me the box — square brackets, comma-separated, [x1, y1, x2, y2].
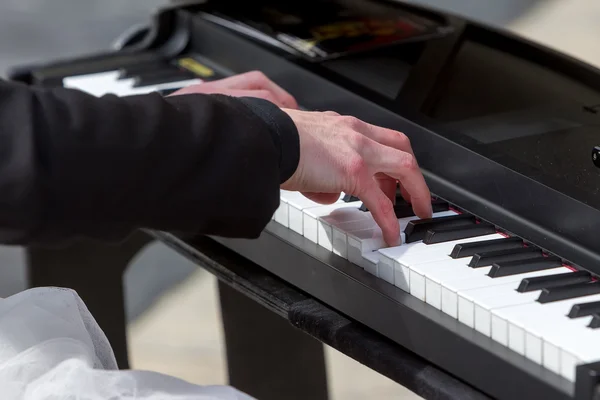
[25, 231, 152, 369]
[217, 280, 329, 400]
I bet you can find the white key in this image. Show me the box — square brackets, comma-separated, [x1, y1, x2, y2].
[491, 293, 600, 370]
[64, 71, 124, 96]
[458, 283, 541, 333]
[545, 315, 600, 381]
[346, 210, 459, 268]
[454, 267, 571, 332]
[63, 70, 202, 97]
[319, 208, 373, 258]
[376, 231, 494, 292]
[274, 190, 295, 227]
[435, 266, 569, 319]
[362, 251, 381, 276]
[302, 201, 362, 244]
[286, 192, 344, 235]
[393, 234, 505, 300]
[327, 213, 375, 258]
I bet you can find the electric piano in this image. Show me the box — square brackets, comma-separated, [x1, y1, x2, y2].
[9, 0, 600, 399]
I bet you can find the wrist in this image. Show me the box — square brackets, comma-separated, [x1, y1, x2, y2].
[237, 98, 300, 184]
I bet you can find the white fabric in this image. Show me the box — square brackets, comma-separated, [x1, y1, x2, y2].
[0, 287, 255, 400]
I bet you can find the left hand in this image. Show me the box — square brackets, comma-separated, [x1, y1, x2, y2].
[169, 70, 298, 109]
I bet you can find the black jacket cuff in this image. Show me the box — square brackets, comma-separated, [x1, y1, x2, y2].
[237, 97, 300, 184]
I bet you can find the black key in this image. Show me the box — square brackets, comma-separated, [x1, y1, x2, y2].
[343, 194, 360, 202]
[359, 197, 449, 217]
[568, 300, 600, 318]
[390, 200, 414, 218]
[423, 223, 496, 244]
[517, 270, 591, 293]
[450, 236, 523, 258]
[468, 247, 542, 268]
[394, 197, 449, 218]
[588, 313, 600, 329]
[404, 214, 475, 243]
[537, 281, 600, 304]
[118, 61, 168, 79]
[133, 69, 195, 88]
[488, 256, 562, 278]
[431, 198, 449, 212]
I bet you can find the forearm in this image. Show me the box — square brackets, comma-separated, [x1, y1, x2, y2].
[0, 80, 299, 244]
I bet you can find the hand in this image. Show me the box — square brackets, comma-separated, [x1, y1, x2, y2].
[280, 109, 432, 247]
[169, 70, 298, 109]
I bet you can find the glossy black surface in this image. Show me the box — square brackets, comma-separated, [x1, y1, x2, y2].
[538, 281, 600, 304]
[423, 223, 495, 244]
[488, 257, 562, 278]
[568, 301, 600, 319]
[405, 214, 475, 243]
[450, 237, 523, 258]
[588, 315, 600, 329]
[517, 271, 592, 293]
[468, 247, 542, 268]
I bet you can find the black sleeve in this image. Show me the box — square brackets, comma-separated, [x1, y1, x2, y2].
[0, 80, 299, 245]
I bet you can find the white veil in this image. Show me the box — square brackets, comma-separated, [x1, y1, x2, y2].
[0, 287, 255, 400]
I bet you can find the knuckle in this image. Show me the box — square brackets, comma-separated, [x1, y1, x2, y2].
[248, 70, 268, 82]
[349, 131, 368, 150]
[341, 115, 363, 131]
[322, 110, 340, 117]
[396, 132, 411, 148]
[400, 153, 418, 171]
[285, 94, 299, 108]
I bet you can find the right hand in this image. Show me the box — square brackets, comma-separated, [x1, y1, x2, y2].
[280, 109, 432, 247]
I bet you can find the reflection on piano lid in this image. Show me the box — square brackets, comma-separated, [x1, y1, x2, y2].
[8, 0, 600, 398]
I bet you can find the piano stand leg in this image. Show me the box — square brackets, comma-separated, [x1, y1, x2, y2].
[217, 281, 329, 400]
[25, 231, 152, 370]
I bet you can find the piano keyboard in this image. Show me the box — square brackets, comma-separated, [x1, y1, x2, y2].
[273, 189, 600, 383]
[61, 55, 221, 97]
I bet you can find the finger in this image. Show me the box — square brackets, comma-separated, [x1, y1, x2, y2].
[302, 192, 341, 204]
[358, 181, 400, 247]
[220, 71, 299, 109]
[364, 143, 432, 218]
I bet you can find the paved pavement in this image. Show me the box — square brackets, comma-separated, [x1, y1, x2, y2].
[0, 1, 598, 399]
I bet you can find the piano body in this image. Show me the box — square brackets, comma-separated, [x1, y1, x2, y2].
[8, 0, 600, 399]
